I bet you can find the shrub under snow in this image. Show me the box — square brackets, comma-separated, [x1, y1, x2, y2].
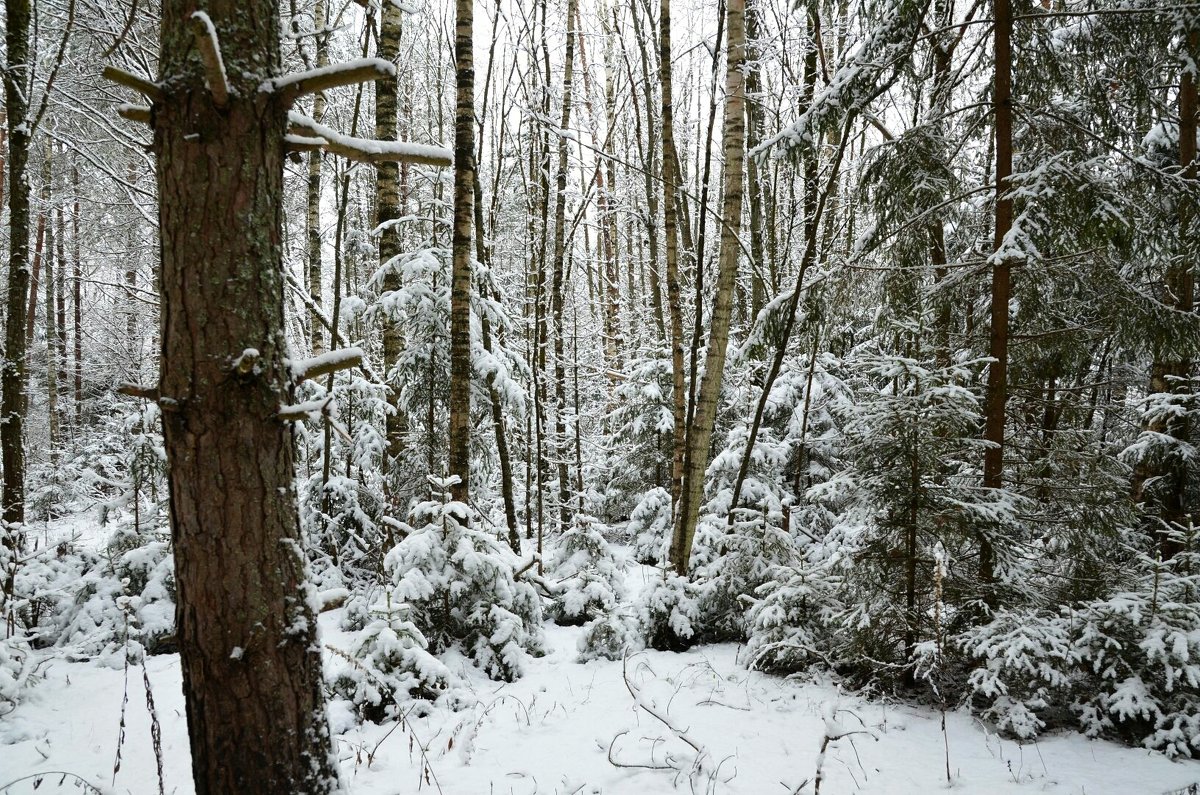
[385, 487, 544, 681]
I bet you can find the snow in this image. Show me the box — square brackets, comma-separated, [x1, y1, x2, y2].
[4, 580, 1199, 793]
[189, 12, 228, 96]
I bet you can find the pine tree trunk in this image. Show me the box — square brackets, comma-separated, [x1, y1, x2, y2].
[155, 4, 339, 791]
[980, 0, 1013, 585]
[1, 0, 30, 611]
[448, 0, 475, 505]
[671, 0, 747, 574]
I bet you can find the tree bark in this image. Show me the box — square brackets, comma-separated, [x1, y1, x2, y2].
[155, 4, 339, 791]
[980, 0, 1013, 585]
[670, 0, 747, 574]
[3, 0, 33, 531]
[549, 0, 579, 530]
[659, 0, 689, 530]
[448, 0, 476, 505]
[376, 1, 408, 472]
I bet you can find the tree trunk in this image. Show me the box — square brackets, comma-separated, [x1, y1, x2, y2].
[448, 0, 476, 505]
[670, 0, 747, 574]
[155, 5, 339, 791]
[377, 2, 408, 472]
[306, 0, 327, 354]
[26, 151, 51, 347]
[549, 0, 579, 530]
[73, 162, 83, 430]
[1134, 28, 1197, 557]
[3, 0, 33, 532]
[980, 0, 1013, 585]
[659, 0, 688, 525]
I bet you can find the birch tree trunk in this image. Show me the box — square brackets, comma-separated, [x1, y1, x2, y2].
[155, 4, 339, 790]
[660, 0, 689, 526]
[549, 0, 579, 530]
[306, 0, 327, 355]
[670, 0, 747, 574]
[448, 0, 476, 505]
[376, 1, 408, 472]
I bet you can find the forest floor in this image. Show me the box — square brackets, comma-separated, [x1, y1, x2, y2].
[3, 521, 1200, 794]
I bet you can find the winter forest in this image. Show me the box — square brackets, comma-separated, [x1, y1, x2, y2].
[2, 0, 1200, 791]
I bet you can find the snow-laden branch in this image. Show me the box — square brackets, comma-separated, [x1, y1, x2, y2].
[263, 57, 396, 100]
[190, 11, 231, 108]
[290, 347, 364, 381]
[288, 110, 452, 167]
[101, 66, 162, 102]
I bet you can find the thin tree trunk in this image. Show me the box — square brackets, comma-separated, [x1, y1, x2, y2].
[660, 0, 688, 524]
[448, 0, 476, 505]
[26, 151, 51, 347]
[377, 1, 408, 473]
[72, 161, 83, 430]
[155, 4, 339, 790]
[549, 0, 579, 530]
[980, 0, 1014, 585]
[306, 0, 327, 354]
[670, 0, 747, 574]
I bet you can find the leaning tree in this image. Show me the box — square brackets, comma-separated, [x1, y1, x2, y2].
[104, 1, 449, 790]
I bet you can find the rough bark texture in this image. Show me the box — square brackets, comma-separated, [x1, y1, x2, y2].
[670, 0, 746, 574]
[448, 0, 476, 504]
[3, 0, 32, 531]
[981, 0, 1013, 584]
[155, 4, 340, 792]
[659, 0, 689, 530]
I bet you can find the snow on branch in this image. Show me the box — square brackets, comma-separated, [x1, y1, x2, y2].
[101, 66, 162, 102]
[116, 383, 159, 401]
[288, 111, 452, 167]
[284, 134, 326, 153]
[264, 58, 396, 101]
[290, 347, 364, 381]
[190, 11, 231, 108]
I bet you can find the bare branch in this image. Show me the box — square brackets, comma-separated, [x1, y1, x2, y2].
[190, 11, 231, 108]
[116, 383, 160, 400]
[101, 66, 163, 102]
[117, 104, 152, 124]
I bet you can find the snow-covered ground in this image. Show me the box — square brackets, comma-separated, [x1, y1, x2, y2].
[4, 519, 1200, 794]
[3, 620, 1200, 793]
